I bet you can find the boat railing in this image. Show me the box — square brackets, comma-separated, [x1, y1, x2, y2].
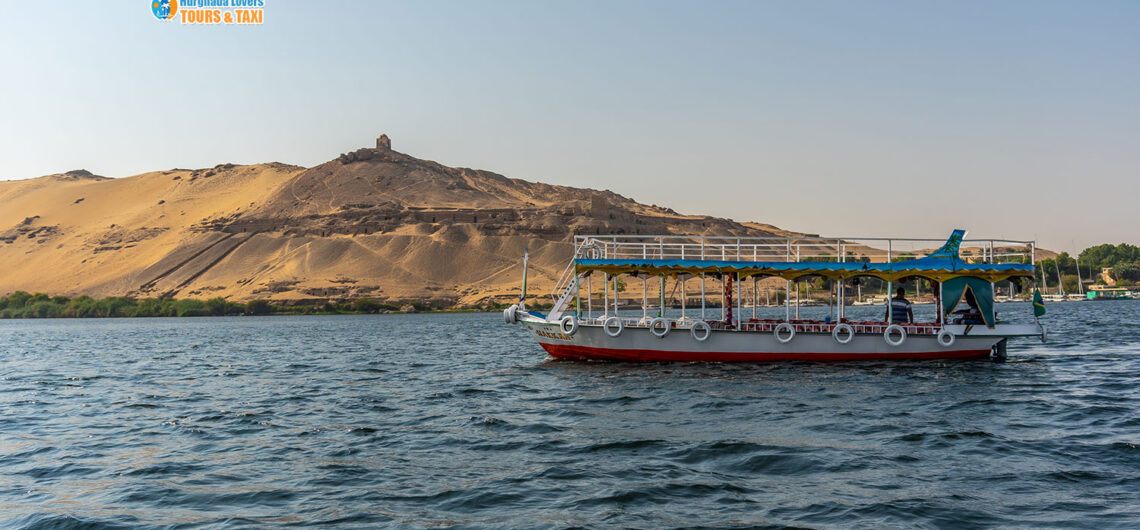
[548, 258, 578, 304]
[572, 235, 1035, 265]
[574, 316, 945, 336]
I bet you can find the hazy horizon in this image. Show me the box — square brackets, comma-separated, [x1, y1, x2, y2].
[1, 1, 1136, 253]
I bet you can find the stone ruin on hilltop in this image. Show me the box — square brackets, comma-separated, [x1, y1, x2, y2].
[338, 133, 392, 164]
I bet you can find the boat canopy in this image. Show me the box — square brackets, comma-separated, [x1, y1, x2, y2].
[574, 230, 1035, 283]
[941, 276, 997, 327]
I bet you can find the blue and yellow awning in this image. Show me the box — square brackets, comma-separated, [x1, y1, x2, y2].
[575, 230, 1035, 283]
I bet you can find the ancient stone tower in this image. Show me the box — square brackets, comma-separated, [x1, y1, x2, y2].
[376, 134, 391, 150]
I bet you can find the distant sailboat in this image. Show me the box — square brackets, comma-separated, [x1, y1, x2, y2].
[1040, 262, 1064, 302]
[1069, 256, 1088, 301]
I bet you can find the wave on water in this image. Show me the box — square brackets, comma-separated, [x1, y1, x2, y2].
[1, 305, 1139, 527]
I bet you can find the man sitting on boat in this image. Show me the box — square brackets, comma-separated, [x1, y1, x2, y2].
[886, 287, 914, 323]
[951, 290, 985, 325]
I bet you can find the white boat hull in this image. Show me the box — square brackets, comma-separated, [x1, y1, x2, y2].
[518, 314, 1041, 362]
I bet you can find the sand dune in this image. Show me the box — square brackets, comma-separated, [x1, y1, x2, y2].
[0, 136, 798, 306]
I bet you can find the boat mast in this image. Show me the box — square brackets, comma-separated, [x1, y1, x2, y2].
[1055, 259, 1065, 297]
[1075, 256, 1084, 296]
[519, 247, 529, 309]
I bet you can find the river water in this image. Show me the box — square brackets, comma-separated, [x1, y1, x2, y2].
[1, 301, 1138, 528]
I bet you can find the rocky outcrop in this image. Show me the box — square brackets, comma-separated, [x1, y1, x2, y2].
[0, 216, 61, 244]
[48, 169, 109, 181]
[338, 147, 379, 164]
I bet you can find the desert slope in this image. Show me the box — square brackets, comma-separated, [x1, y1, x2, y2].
[0, 135, 797, 306]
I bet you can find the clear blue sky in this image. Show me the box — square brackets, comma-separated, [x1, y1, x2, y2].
[1, 1, 1137, 252]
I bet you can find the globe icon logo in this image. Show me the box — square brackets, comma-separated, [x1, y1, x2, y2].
[152, 0, 178, 20]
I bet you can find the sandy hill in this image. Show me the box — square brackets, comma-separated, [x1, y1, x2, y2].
[0, 135, 801, 306]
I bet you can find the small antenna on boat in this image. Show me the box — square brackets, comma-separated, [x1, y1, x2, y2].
[518, 246, 529, 309]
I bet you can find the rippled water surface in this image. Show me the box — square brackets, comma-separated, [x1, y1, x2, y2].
[2, 301, 1139, 528]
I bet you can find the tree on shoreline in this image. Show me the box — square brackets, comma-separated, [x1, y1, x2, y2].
[0, 292, 508, 319]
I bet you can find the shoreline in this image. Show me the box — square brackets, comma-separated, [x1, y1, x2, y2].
[0, 292, 543, 320]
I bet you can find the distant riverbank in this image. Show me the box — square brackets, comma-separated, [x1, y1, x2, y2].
[0, 292, 534, 319]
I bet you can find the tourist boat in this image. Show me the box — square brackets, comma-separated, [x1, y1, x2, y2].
[1086, 287, 1137, 301]
[503, 230, 1046, 362]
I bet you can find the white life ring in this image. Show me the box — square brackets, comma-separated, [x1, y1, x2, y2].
[503, 304, 518, 324]
[604, 316, 623, 337]
[936, 328, 955, 347]
[884, 324, 907, 347]
[559, 315, 579, 336]
[649, 317, 670, 338]
[584, 242, 605, 259]
[775, 323, 795, 344]
[690, 320, 711, 342]
[832, 323, 854, 344]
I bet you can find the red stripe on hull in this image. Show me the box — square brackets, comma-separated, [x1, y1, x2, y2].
[539, 343, 992, 362]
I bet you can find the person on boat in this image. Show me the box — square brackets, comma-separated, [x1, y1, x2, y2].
[885, 287, 914, 323]
[952, 289, 985, 324]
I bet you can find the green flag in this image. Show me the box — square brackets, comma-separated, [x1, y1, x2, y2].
[1033, 288, 1046, 317]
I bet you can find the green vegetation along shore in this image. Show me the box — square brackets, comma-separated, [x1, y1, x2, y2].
[1035, 243, 1140, 293]
[0, 292, 534, 319]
